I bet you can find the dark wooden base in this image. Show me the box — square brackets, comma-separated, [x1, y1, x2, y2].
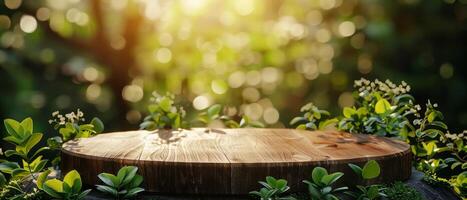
[62, 128, 411, 195]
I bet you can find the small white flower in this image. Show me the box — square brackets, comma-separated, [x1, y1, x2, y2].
[52, 111, 59, 117]
[48, 120, 53, 124]
[77, 109, 84, 117]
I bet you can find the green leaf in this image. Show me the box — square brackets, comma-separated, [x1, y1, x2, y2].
[43, 179, 64, 198]
[265, 176, 277, 187]
[430, 121, 448, 130]
[343, 107, 355, 118]
[64, 170, 82, 192]
[290, 117, 305, 125]
[427, 112, 436, 123]
[3, 136, 22, 145]
[362, 160, 380, 179]
[45, 179, 64, 192]
[367, 185, 379, 199]
[4, 119, 21, 138]
[119, 166, 138, 186]
[0, 161, 20, 174]
[275, 179, 287, 189]
[123, 187, 144, 198]
[72, 178, 83, 194]
[37, 170, 51, 190]
[47, 136, 63, 149]
[4, 150, 22, 158]
[423, 142, 437, 156]
[98, 173, 119, 187]
[31, 146, 51, 159]
[77, 189, 92, 200]
[424, 129, 443, 138]
[296, 124, 307, 130]
[33, 159, 48, 172]
[159, 97, 172, 112]
[129, 175, 144, 188]
[348, 163, 362, 177]
[318, 118, 338, 130]
[59, 128, 74, 140]
[96, 185, 118, 197]
[20, 117, 33, 135]
[375, 99, 391, 114]
[91, 117, 105, 133]
[303, 180, 320, 198]
[0, 172, 6, 187]
[24, 133, 43, 154]
[312, 167, 327, 185]
[321, 172, 343, 185]
[207, 104, 222, 119]
[11, 168, 28, 177]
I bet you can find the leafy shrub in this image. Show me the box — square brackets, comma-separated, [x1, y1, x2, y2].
[197, 104, 265, 128]
[290, 103, 337, 130]
[405, 102, 466, 197]
[96, 166, 144, 199]
[47, 110, 104, 168]
[302, 167, 347, 199]
[292, 78, 466, 198]
[0, 179, 46, 200]
[0, 118, 49, 180]
[383, 181, 422, 200]
[49, 109, 104, 142]
[38, 170, 91, 200]
[346, 160, 386, 200]
[140, 92, 189, 130]
[338, 79, 416, 137]
[452, 171, 467, 196]
[249, 176, 296, 200]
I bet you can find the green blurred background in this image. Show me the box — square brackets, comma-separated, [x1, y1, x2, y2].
[0, 0, 466, 137]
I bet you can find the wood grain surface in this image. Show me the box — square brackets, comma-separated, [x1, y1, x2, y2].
[61, 128, 412, 194]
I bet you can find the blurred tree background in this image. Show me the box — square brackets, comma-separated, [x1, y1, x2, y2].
[0, 0, 466, 138]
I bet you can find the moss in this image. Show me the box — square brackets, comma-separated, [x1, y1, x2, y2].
[384, 182, 423, 200]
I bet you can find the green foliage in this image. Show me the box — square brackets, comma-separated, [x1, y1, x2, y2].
[338, 79, 416, 137]
[290, 103, 338, 130]
[302, 167, 347, 200]
[140, 92, 189, 130]
[237, 115, 265, 128]
[0, 172, 6, 187]
[383, 182, 422, 200]
[197, 104, 265, 128]
[40, 170, 91, 200]
[348, 160, 381, 180]
[47, 136, 64, 167]
[49, 109, 104, 142]
[0, 179, 46, 200]
[0, 118, 49, 180]
[406, 102, 466, 197]
[452, 171, 467, 196]
[195, 103, 265, 128]
[346, 160, 386, 200]
[249, 176, 296, 200]
[96, 166, 144, 199]
[292, 78, 466, 198]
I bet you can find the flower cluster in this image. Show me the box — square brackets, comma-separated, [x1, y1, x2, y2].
[48, 109, 85, 125]
[355, 78, 411, 97]
[444, 130, 467, 141]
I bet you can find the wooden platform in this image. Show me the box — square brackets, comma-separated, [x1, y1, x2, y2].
[61, 128, 411, 195]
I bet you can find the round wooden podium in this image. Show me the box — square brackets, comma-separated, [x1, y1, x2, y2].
[61, 128, 411, 194]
